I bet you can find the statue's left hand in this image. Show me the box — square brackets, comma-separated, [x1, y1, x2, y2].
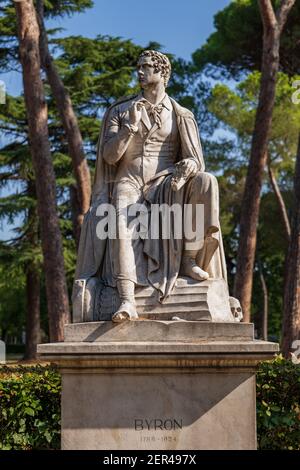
[178, 159, 198, 178]
[171, 159, 198, 191]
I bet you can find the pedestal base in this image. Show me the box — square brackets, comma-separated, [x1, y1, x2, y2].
[38, 321, 278, 450]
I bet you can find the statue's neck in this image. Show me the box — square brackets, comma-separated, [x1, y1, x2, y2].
[142, 82, 166, 106]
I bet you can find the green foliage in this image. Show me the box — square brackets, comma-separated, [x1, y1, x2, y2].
[0, 0, 94, 71]
[0, 365, 61, 450]
[209, 72, 300, 166]
[1, 360, 299, 450]
[257, 356, 300, 450]
[193, 0, 300, 77]
[54, 35, 141, 108]
[191, 0, 300, 339]
[0, 93, 45, 341]
[38, 0, 94, 18]
[207, 71, 300, 232]
[207, 71, 300, 335]
[0, 25, 146, 337]
[0, 264, 26, 342]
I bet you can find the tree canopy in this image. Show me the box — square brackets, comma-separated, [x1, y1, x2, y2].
[193, 0, 300, 77]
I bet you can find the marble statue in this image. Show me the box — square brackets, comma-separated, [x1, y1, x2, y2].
[72, 50, 241, 324]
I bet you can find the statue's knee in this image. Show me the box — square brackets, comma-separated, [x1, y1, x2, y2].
[195, 171, 218, 190]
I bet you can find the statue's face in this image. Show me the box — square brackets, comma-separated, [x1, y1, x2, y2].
[137, 56, 164, 89]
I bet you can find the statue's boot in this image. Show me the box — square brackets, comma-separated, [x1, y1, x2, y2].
[112, 280, 139, 323]
[112, 301, 139, 323]
[180, 250, 209, 281]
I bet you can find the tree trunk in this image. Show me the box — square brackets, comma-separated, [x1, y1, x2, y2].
[258, 261, 268, 341]
[282, 132, 300, 357]
[24, 180, 41, 359]
[233, 0, 296, 322]
[15, 0, 70, 342]
[70, 184, 81, 240]
[267, 159, 291, 243]
[36, 0, 91, 245]
[24, 265, 41, 360]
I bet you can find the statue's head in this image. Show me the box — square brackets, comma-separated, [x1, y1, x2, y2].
[137, 50, 171, 89]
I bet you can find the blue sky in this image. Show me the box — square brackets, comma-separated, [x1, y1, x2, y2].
[0, 0, 231, 240]
[2, 0, 231, 97]
[50, 0, 231, 60]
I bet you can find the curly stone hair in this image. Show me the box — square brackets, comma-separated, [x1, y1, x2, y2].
[138, 50, 172, 87]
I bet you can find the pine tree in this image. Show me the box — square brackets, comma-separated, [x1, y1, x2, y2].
[0, 1, 148, 347]
[193, 0, 300, 350]
[15, 0, 70, 341]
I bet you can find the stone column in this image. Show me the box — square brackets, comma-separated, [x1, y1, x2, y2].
[38, 321, 278, 450]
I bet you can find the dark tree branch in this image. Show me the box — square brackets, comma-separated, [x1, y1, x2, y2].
[267, 156, 291, 243]
[277, 0, 297, 33]
[258, 0, 277, 30]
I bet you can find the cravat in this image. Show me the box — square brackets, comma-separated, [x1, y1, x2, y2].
[147, 103, 164, 128]
[141, 99, 164, 128]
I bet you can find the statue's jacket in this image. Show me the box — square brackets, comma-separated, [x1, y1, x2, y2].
[75, 94, 227, 300]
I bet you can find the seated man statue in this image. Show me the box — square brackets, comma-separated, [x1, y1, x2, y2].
[73, 50, 231, 323]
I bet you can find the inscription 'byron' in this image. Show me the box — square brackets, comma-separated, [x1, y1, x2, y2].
[134, 418, 183, 431]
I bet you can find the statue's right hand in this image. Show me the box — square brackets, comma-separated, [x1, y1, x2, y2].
[129, 100, 145, 127]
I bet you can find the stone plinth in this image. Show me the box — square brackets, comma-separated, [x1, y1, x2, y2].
[38, 321, 278, 450]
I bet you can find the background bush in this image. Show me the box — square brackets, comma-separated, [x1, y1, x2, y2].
[0, 365, 61, 450]
[256, 356, 300, 450]
[0, 358, 299, 450]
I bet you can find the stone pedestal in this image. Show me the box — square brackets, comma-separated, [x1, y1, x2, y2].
[38, 321, 278, 450]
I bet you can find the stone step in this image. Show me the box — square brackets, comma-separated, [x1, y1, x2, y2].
[135, 294, 207, 306]
[135, 288, 209, 299]
[137, 301, 209, 314]
[64, 320, 255, 343]
[135, 282, 209, 298]
[95, 278, 234, 323]
[138, 311, 211, 321]
[175, 277, 208, 287]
